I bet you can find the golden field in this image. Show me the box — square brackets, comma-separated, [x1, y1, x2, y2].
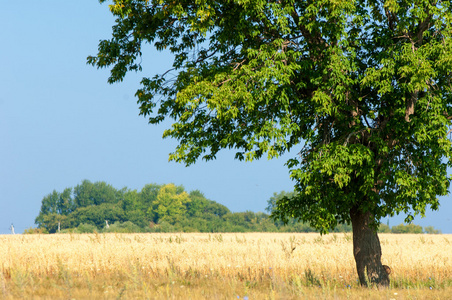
[0, 233, 451, 299]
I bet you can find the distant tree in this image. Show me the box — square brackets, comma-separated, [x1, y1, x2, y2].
[203, 200, 230, 217]
[68, 203, 125, 228]
[73, 180, 96, 207]
[35, 188, 74, 228]
[224, 212, 257, 231]
[23, 227, 47, 234]
[153, 184, 190, 223]
[187, 190, 209, 217]
[257, 215, 279, 232]
[37, 190, 60, 216]
[279, 221, 317, 233]
[139, 183, 161, 220]
[76, 223, 98, 233]
[155, 220, 176, 233]
[104, 221, 143, 233]
[37, 213, 68, 234]
[391, 223, 423, 234]
[121, 189, 140, 211]
[423, 226, 441, 234]
[266, 191, 295, 215]
[267, 191, 319, 232]
[73, 180, 118, 207]
[57, 188, 75, 215]
[332, 223, 352, 233]
[125, 209, 148, 228]
[378, 224, 391, 233]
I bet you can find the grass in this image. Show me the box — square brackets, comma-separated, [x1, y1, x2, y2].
[0, 233, 451, 299]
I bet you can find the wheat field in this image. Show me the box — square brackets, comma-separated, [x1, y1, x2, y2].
[0, 233, 451, 299]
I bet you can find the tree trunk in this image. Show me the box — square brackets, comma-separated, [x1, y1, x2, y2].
[350, 206, 390, 287]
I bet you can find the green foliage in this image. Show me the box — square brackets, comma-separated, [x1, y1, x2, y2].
[377, 223, 442, 234]
[125, 209, 148, 228]
[424, 226, 442, 234]
[75, 223, 99, 234]
[68, 203, 125, 228]
[154, 221, 177, 233]
[35, 188, 75, 227]
[391, 223, 423, 234]
[104, 221, 143, 233]
[89, 0, 452, 234]
[73, 180, 119, 207]
[266, 191, 295, 215]
[36, 213, 68, 234]
[35, 183, 441, 234]
[378, 224, 391, 233]
[23, 227, 48, 234]
[153, 183, 190, 223]
[35, 180, 236, 233]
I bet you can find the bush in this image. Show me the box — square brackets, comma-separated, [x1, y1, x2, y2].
[155, 221, 176, 233]
[391, 223, 423, 234]
[76, 223, 98, 233]
[378, 224, 391, 233]
[423, 226, 441, 234]
[23, 227, 48, 234]
[103, 221, 143, 233]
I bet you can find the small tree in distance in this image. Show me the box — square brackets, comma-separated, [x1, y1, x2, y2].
[391, 223, 423, 234]
[89, 0, 452, 287]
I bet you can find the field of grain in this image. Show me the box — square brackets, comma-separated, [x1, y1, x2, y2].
[0, 233, 451, 299]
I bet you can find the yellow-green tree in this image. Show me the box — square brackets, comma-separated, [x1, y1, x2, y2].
[154, 184, 190, 223]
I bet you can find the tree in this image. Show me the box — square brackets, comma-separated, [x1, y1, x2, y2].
[266, 191, 295, 215]
[89, 0, 452, 286]
[203, 200, 230, 217]
[378, 223, 391, 233]
[73, 180, 119, 207]
[36, 212, 73, 233]
[69, 202, 125, 228]
[35, 188, 75, 228]
[187, 190, 209, 217]
[153, 184, 190, 223]
[391, 223, 423, 234]
[139, 183, 161, 220]
[423, 225, 441, 234]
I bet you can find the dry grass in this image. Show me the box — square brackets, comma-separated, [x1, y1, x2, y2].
[0, 233, 451, 299]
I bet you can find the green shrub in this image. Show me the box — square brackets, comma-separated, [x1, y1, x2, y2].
[76, 223, 98, 233]
[23, 227, 48, 234]
[391, 223, 423, 234]
[103, 221, 142, 233]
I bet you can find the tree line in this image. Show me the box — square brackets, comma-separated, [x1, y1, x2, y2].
[30, 180, 440, 234]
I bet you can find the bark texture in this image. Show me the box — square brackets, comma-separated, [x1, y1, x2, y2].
[350, 206, 390, 287]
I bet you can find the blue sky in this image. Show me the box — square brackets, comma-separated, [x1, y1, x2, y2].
[1, 1, 451, 234]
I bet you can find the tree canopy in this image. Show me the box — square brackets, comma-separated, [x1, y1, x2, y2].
[89, 0, 452, 286]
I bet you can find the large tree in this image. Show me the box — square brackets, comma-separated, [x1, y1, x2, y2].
[89, 0, 452, 286]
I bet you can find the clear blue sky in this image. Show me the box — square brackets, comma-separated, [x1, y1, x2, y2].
[1, 1, 451, 234]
